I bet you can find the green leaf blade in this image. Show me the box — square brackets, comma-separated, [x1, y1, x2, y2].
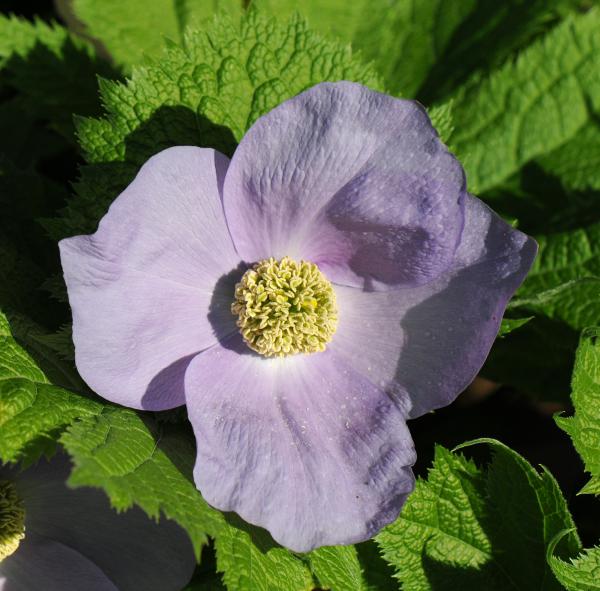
[0, 311, 100, 465]
[555, 327, 600, 495]
[377, 440, 580, 590]
[449, 8, 600, 194]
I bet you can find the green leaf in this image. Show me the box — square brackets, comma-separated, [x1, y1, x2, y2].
[449, 8, 600, 194]
[255, 1, 579, 100]
[522, 224, 600, 300]
[308, 545, 365, 591]
[0, 14, 116, 138]
[4, 313, 83, 391]
[509, 279, 600, 332]
[0, 310, 100, 465]
[354, 541, 398, 591]
[376, 440, 581, 590]
[53, 9, 383, 240]
[509, 221, 600, 331]
[547, 531, 600, 591]
[255, 0, 476, 97]
[418, 0, 581, 103]
[71, 0, 242, 70]
[554, 328, 600, 495]
[429, 100, 455, 145]
[497, 316, 533, 338]
[213, 517, 314, 591]
[538, 121, 600, 191]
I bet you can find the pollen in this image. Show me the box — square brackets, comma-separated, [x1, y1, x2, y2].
[232, 257, 338, 357]
[0, 480, 25, 561]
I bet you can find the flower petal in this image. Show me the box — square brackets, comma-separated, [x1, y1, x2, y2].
[330, 194, 537, 418]
[185, 336, 415, 552]
[223, 81, 466, 289]
[11, 454, 195, 591]
[0, 533, 119, 591]
[60, 146, 241, 409]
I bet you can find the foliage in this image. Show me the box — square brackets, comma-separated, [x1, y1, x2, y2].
[1, 2, 599, 590]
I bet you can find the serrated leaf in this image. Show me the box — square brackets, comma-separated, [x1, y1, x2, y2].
[71, 0, 242, 70]
[376, 440, 581, 590]
[497, 316, 533, 338]
[547, 531, 600, 591]
[428, 100, 454, 145]
[354, 541, 397, 591]
[308, 545, 365, 591]
[213, 517, 314, 591]
[449, 8, 600, 194]
[52, 9, 383, 240]
[4, 313, 82, 391]
[554, 328, 600, 495]
[0, 310, 100, 465]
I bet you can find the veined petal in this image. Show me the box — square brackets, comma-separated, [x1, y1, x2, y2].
[185, 336, 415, 552]
[8, 455, 195, 591]
[60, 146, 240, 410]
[223, 81, 465, 290]
[330, 194, 537, 418]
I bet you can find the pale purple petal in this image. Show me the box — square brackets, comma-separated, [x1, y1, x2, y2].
[60, 146, 240, 410]
[184, 337, 415, 552]
[0, 533, 118, 591]
[223, 81, 466, 290]
[10, 455, 195, 591]
[330, 194, 537, 418]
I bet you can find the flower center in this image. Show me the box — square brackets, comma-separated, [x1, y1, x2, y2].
[232, 257, 338, 357]
[0, 480, 25, 561]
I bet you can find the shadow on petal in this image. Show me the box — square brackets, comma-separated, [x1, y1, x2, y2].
[395, 205, 537, 418]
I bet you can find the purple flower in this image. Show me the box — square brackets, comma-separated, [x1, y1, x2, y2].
[0, 454, 195, 590]
[59, 82, 536, 552]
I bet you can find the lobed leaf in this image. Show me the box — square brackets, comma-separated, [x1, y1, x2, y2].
[554, 328, 600, 495]
[308, 545, 366, 591]
[0, 310, 100, 465]
[376, 440, 581, 590]
[52, 9, 383, 240]
[547, 531, 600, 591]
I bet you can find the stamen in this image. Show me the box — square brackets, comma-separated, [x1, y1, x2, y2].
[0, 480, 25, 561]
[232, 257, 338, 357]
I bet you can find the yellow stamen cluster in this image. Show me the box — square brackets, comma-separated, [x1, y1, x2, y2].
[232, 257, 338, 357]
[0, 480, 25, 561]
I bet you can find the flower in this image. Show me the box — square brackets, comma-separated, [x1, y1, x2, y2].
[59, 81, 536, 552]
[0, 454, 195, 590]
